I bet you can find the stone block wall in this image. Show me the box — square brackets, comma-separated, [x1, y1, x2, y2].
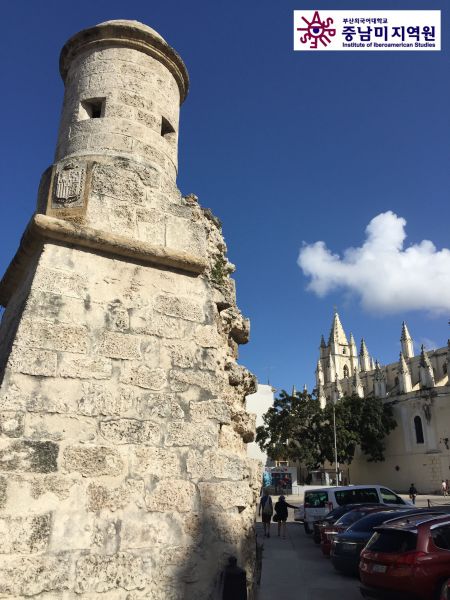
[0, 215, 259, 597]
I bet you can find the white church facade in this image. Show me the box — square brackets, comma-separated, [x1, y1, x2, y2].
[316, 313, 450, 493]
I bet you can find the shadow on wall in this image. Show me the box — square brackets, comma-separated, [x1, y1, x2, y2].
[156, 508, 259, 600]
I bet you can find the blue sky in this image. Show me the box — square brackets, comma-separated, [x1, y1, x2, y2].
[1, 0, 449, 393]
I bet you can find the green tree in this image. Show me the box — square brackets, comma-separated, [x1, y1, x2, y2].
[256, 389, 397, 468]
[255, 390, 323, 469]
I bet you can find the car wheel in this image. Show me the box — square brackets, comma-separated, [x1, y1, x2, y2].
[439, 579, 450, 600]
[304, 522, 312, 534]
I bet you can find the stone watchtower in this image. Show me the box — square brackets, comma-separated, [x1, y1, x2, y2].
[0, 20, 258, 598]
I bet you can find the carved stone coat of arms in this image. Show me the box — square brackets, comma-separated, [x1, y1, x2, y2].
[54, 163, 85, 206]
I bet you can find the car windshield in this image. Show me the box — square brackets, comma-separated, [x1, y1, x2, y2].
[348, 510, 409, 533]
[366, 530, 417, 553]
[305, 491, 328, 508]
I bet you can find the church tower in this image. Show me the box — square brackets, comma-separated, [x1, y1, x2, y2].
[0, 21, 257, 599]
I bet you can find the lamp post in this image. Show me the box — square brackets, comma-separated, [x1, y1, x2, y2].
[331, 375, 341, 486]
[332, 397, 339, 486]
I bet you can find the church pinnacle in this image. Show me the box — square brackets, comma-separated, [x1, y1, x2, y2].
[400, 321, 414, 358]
[419, 345, 435, 388]
[398, 351, 412, 393]
[359, 338, 371, 371]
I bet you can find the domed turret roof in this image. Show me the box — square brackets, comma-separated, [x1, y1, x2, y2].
[96, 20, 166, 42]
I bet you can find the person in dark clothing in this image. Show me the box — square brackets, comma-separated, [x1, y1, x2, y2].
[409, 483, 418, 504]
[258, 488, 273, 537]
[222, 556, 247, 600]
[274, 495, 298, 539]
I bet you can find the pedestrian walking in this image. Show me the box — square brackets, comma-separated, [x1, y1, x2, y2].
[409, 483, 417, 505]
[273, 495, 298, 539]
[442, 480, 447, 496]
[258, 489, 273, 538]
[221, 556, 247, 600]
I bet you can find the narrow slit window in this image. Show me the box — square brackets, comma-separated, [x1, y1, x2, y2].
[79, 98, 105, 121]
[161, 116, 175, 138]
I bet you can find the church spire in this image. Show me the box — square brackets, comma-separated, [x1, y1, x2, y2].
[328, 311, 348, 347]
[400, 321, 414, 358]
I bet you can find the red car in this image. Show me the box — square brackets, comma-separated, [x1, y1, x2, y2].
[360, 513, 450, 600]
[321, 505, 389, 556]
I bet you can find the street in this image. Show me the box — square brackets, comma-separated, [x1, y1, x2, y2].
[257, 519, 361, 599]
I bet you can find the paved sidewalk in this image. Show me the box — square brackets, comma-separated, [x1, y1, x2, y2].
[256, 518, 360, 599]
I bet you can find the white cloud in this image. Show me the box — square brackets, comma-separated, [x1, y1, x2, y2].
[418, 338, 438, 351]
[298, 211, 450, 314]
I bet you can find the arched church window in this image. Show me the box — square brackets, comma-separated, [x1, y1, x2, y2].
[414, 416, 424, 444]
[343, 365, 349, 378]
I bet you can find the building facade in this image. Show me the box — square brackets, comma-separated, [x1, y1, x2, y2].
[246, 384, 275, 468]
[316, 313, 450, 492]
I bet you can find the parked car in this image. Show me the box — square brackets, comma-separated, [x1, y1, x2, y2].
[303, 485, 409, 533]
[312, 504, 364, 544]
[320, 505, 390, 556]
[360, 513, 450, 600]
[330, 508, 441, 575]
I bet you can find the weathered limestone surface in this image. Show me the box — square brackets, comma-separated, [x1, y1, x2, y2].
[0, 19, 258, 600]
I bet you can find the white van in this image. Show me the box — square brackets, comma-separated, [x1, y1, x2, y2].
[302, 485, 410, 532]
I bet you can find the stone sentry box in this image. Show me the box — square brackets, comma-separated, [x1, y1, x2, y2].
[0, 20, 259, 599]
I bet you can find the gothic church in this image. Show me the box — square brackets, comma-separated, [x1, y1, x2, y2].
[316, 313, 450, 492]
